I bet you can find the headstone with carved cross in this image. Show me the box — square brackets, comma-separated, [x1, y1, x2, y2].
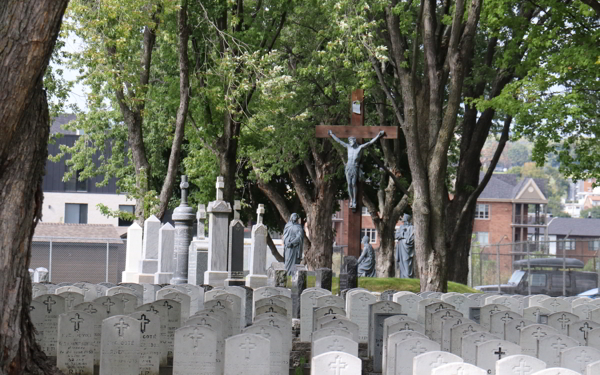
[224, 333, 270, 375]
[315, 89, 399, 258]
[346, 289, 377, 343]
[100, 315, 141, 375]
[561, 346, 600, 374]
[313, 335, 358, 360]
[243, 324, 288, 375]
[520, 324, 560, 356]
[450, 322, 488, 356]
[127, 311, 160, 375]
[73, 301, 108, 366]
[33, 294, 66, 357]
[495, 355, 546, 375]
[368, 301, 404, 372]
[299, 288, 331, 342]
[413, 351, 463, 375]
[57, 311, 95, 375]
[311, 351, 362, 375]
[188, 204, 209, 285]
[386, 337, 439, 375]
[173, 325, 218, 375]
[246, 204, 268, 288]
[475, 339, 522, 375]
[431, 362, 487, 375]
[539, 334, 580, 367]
[205, 176, 233, 286]
[226, 200, 246, 286]
[461, 332, 501, 364]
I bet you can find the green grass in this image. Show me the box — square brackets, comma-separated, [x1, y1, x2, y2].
[288, 276, 480, 295]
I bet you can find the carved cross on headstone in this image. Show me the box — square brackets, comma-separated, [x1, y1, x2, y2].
[240, 336, 256, 359]
[83, 304, 97, 314]
[494, 347, 506, 360]
[315, 89, 398, 257]
[580, 322, 593, 342]
[512, 359, 531, 375]
[114, 318, 130, 337]
[102, 298, 115, 314]
[327, 338, 345, 351]
[558, 314, 571, 330]
[328, 355, 348, 375]
[197, 204, 206, 239]
[257, 204, 265, 225]
[43, 296, 56, 313]
[138, 314, 151, 333]
[70, 313, 84, 332]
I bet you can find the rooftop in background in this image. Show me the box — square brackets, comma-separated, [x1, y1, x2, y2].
[478, 173, 548, 201]
[33, 223, 123, 243]
[50, 113, 77, 135]
[548, 217, 600, 237]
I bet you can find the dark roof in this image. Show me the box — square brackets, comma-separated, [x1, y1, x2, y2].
[33, 223, 123, 243]
[514, 258, 584, 268]
[548, 218, 600, 237]
[478, 173, 548, 200]
[50, 114, 77, 135]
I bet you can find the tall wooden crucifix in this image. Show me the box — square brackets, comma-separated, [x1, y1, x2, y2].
[315, 89, 398, 257]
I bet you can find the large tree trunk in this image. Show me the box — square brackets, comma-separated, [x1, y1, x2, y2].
[303, 188, 336, 269]
[0, 3, 68, 374]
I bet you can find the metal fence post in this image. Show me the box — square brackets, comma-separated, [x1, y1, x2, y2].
[497, 243, 501, 292]
[49, 239, 53, 282]
[106, 241, 110, 283]
[527, 241, 531, 296]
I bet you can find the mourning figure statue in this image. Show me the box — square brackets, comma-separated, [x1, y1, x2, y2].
[357, 235, 376, 277]
[395, 214, 415, 278]
[283, 213, 304, 275]
[328, 130, 385, 211]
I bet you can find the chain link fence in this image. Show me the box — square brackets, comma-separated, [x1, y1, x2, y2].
[30, 236, 127, 284]
[470, 238, 600, 295]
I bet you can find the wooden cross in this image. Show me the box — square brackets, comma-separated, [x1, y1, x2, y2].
[315, 89, 397, 257]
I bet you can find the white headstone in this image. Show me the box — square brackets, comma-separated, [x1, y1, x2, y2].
[346, 290, 376, 343]
[224, 333, 271, 375]
[431, 362, 487, 375]
[561, 346, 600, 374]
[123, 223, 143, 282]
[155, 223, 175, 284]
[100, 315, 141, 375]
[57, 311, 95, 375]
[413, 351, 463, 375]
[475, 339, 522, 375]
[310, 351, 361, 375]
[300, 288, 330, 341]
[495, 354, 546, 375]
[173, 325, 218, 375]
[538, 334, 580, 367]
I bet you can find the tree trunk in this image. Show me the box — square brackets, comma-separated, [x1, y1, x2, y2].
[217, 114, 240, 206]
[375, 219, 396, 277]
[303, 189, 336, 270]
[0, 2, 68, 373]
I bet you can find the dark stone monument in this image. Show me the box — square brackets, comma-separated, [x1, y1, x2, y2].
[267, 262, 287, 287]
[171, 176, 195, 284]
[340, 289, 351, 300]
[292, 265, 307, 318]
[345, 256, 358, 289]
[240, 285, 254, 327]
[315, 268, 332, 291]
[381, 290, 398, 301]
[226, 200, 245, 286]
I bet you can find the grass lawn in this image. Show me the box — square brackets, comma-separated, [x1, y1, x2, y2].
[287, 276, 480, 295]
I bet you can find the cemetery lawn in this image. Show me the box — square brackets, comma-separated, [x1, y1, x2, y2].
[289, 276, 480, 295]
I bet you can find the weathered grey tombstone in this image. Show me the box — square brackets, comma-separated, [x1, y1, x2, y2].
[205, 176, 232, 286]
[345, 256, 358, 290]
[224, 333, 271, 375]
[161, 290, 192, 321]
[140, 283, 160, 304]
[139, 215, 161, 280]
[416, 298, 442, 324]
[538, 334, 580, 367]
[185, 315, 225, 372]
[300, 288, 331, 341]
[495, 354, 546, 375]
[267, 262, 287, 287]
[225, 200, 245, 286]
[316, 268, 333, 291]
[246, 204, 268, 288]
[204, 299, 235, 335]
[32, 283, 48, 298]
[368, 301, 403, 372]
[310, 352, 361, 375]
[140, 299, 182, 365]
[431, 362, 486, 375]
[520, 324, 561, 357]
[33, 294, 65, 357]
[171, 176, 195, 284]
[313, 335, 358, 359]
[93, 296, 125, 316]
[429, 309, 463, 344]
[588, 325, 600, 349]
[72, 282, 98, 302]
[313, 306, 346, 334]
[34, 267, 49, 283]
[461, 332, 501, 364]
[188, 231, 209, 286]
[548, 312, 579, 336]
[57, 311, 95, 375]
[243, 324, 288, 375]
[541, 297, 571, 314]
[100, 315, 140, 375]
[561, 346, 600, 374]
[346, 290, 376, 343]
[413, 351, 463, 375]
[107, 285, 142, 305]
[393, 292, 422, 322]
[254, 314, 293, 354]
[214, 293, 243, 334]
[475, 339, 521, 375]
[523, 306, 552, 322]
[505, 318, 536, 345]
[155, 223, 176, 284]
[443, 293, 477, 318]
[30, 300, 45, 349]
[441, 317, 470, 351]
[252, 286, 291, 316]
[385, 336, 439, 375]
[380, 290, 398, 301]
[292, 265, 307, 318]
[489, 310, 523, 341]
[450, 322, 488, 356]
[173, 325, 218, 375]
[312, 327, 354, 342]
[111, 292, 138, 314]
[55, 285, 84, 295]
[128, 311, 160, 375]
[58, 291, 84, 311]
[320, 319, 359, 342]
[317, 294, 345, 309]
[568, 319, 600, 345]
[574, 303, 595, 321]
[480, 304, 510, 330]
[72, 302, 107, 366]
[587, 359, 600, 375]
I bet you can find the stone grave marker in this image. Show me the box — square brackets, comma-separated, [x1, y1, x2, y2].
[450, 322, 487, 356]
[55, 285, 84, 296]
[140, 283, 161, 305]
[321, 319, 359, 342]
[203, 299, 235, 335]
[568, 319, 600, 345]
[520, 324, 560, 356]
[346, 290, 376, 343]
[225, 200, 245, 286]
[443, 293, 477, 317]
[480, 304, 510, 330]
[490, 310, 523, 340]
[560, 346, 600, 374]
[140, 299, 182, 364]
[122, 223, 143, 282]
[574, 304, 595, 321]
[385, 337, 439, 375]
[161, 290, 192, 321]
[368, 301, 404, 372]
[291, 265, 308, 319]
[100, 315, 141, 375]
[246, 204, 268, 288]
[224, 334, 270, 375]
[30, 300, 45, 350]
[548, 312, 579, 336]
[252, 286, 290, 318]
[313, 306, 346, 333]
[57, 291, 84, 311]
[523, 306, 552, 323]
[541, 297, 571, 314]
[315, 268, 333, 291]
[155, 222, 176, 284]
[430, 309, 463, 344]
[57, 311, 95, 375]
[310, 351, 361, 375]
[300, 288, 330, 341]
[495, 354, 545, 375]
[34, 294, 66, 357]
[111, 292, 138, 314]
[313, 335, 358, 359]
[128, 311, 160, 375]
[393, 292, 422, 322]
[254, 314, 292, 354]
[73, 302, 108, 366]
[32, 283, 48, 298]
[312, 327, 354, 342]
[316, 294, 345, 309]
[505, 318, 536, 345]
[93, 296, 125, 316]
[173, 325, 218, 375]
[431, 362, 486, 375]
[72, 282, 99, 302]
[538, 334, 580, 367]
[475, 339, 521, 375]
[185, 314, 225, 372]
[214, 293, 243, 334]
[381, 330, 428, 374]
[441, 317, 470, 351]
[413, 351, 463, 375]
[587, 359, 600, 374]
[271, 294, 293, 319]
[416, 298, 442, 324]
[243, 324, 288, 375]
[140, 215, 161, 277]
[204, 177, 232, 286]
[588, 326, 600, 349]
[461, 331, 501, 364]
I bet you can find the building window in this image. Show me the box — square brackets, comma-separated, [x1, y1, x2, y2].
[360, 228, 377, 244]
[118, 205, 135, 227]
[589, 240, 600, 251]
[362, 206, 369, 216]
[558, 240, 576, 251]
[65, 203, 88, 224]
[474, 232, 489, 245]
[475, 204, 489, 219]
[64, 168, 88, 192]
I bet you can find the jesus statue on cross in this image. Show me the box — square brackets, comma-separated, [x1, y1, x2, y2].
[328, 129, 385, 211]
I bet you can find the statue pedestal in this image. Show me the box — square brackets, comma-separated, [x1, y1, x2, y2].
[245, 274, 267, 288]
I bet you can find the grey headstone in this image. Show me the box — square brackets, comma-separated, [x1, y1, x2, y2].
[267, 262, 287, 288]
[171, 176, 195, 284]
[57, 311, 95, 375]
[33, 294, 66, 357]
[128, 311, 160, 375]
[315, 268, 333, 291]
[155, 223, 175, 284]
[224, 334, 271, 375]
[173, 325, 218, 374]
[100, 315, 140, 375]
[292, 265, 307, 319]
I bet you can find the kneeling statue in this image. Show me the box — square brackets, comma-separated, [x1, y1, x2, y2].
[357, 235, 376, 277]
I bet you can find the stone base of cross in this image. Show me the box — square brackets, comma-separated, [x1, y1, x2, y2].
[315, 89, 397, 258]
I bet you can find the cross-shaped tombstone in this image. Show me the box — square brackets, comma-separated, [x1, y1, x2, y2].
[70, 313, 84, 331]
[196, 204, 206, 239]
[494, 346, 506, 360]
[216, 176, 225, 201]
[114, 318, 130, 337]
[240, 336, 256, 359]
[137, 313, 151, 333]
[328, 355, 348, 375]
[315, 89, 398, 257]
[256, 204, 265, 225]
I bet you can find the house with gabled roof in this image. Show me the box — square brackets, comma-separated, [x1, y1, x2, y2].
[547, 217, 600, 266]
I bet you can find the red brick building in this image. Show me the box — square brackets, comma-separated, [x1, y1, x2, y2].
[472, 174, 548, 275]
[548, 217, 600, 266]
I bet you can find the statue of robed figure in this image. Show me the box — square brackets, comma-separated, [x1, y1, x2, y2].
[328, 130, 385, 211]
[283, 213, 304, 275]
[357, 235, 376, 277]
[395, 214, 415, 278]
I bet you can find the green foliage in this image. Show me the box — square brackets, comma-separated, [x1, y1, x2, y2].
[580, 206, 600, 219]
